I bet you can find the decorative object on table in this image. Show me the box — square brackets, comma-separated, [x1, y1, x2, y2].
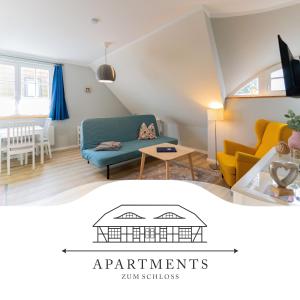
[207, 106, 224, 170]
[138, 123, 157, 140]
[269, 161, 298, 196]
[96, 42, 116, 83]
[291, 148, 300, 160]
[95, 141, 121, 151]
[156, 146, 177, 153]
[290, 149, 300, 171]
[284, 110, 300, 150]
[275, 141, 290, 156]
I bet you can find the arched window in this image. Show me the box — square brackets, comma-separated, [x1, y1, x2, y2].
[235, 78, 259, 96]
[115, 212, 144, 219]
[232, 63, 286, 97]
[155, 212, 184, 219]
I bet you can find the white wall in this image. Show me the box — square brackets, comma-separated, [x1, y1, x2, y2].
[206, 4, 300, 160]
[52, 64, 130, 149]
[92, 10, 224, 152]
[217, 97, 300, 152]
[212, 3, 300, 95]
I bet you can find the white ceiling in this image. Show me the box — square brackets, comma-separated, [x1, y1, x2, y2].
[0, 0, 299, 65]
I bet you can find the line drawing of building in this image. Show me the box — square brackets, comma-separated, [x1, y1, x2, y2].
[93, 205, 207, 243]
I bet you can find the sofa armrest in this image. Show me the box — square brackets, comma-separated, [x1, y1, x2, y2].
[224, 140, 256, 156]
[235, 152, 260, 181]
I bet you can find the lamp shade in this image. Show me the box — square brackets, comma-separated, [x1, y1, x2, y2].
[207, 108, 224, 121]
[96, 64, 116, 83]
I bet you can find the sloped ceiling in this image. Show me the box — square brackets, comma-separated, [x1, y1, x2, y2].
[1, 0, 299, 151]
[0, 0, 299, 65]
[91, 10, 223, 150]
[212, 3, 300, 95]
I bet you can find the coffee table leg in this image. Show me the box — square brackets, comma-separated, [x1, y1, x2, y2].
[165, 161, 170, 180]
[188, 154, 195, 180]
[139, 153, 146, 179]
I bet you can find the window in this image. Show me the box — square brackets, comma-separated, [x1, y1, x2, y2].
[115, 212, 144, 219]
[270, 69, 285, 91]
[235, 78, 259, 96]
[233, 63, 286, 97]
[155, 212, 184, 219]
[179, 227, 192, 239]
[0, 63, 15, 116]
[0, 59, 53, 117]
[160, 227, 167, 239]
[133, 227, 140, 239]
[145, 227, 155, 239]
[108, 227, 121, 239]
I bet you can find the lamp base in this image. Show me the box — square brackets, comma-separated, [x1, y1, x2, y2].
[209, 163, 220, 171]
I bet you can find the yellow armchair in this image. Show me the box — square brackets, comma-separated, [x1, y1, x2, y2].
[217, 119, 292, 187]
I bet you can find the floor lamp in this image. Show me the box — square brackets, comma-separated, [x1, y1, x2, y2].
[207, 108, 224, 170]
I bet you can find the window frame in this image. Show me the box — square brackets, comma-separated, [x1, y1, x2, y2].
[108, 227, 121, 240]
[0, 57, 53, 117]
[231, 63, 286, 97]
[268, 66, 285, 95]
[234, 77, 259, 97]
[0, 60, 17, 116]
[179, 227, 192, 240]
[160, 227, 167, 239]
[133, 227, 140, 239]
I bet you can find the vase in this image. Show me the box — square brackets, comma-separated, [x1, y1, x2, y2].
[288, 130, 300, 150]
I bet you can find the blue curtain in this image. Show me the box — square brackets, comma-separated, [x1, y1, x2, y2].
[49, 65, 69, 120]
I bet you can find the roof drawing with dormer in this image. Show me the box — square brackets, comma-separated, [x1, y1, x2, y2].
[93, 205, 207, 227]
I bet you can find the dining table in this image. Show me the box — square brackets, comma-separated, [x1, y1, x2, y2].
[0, 125, 45, 166]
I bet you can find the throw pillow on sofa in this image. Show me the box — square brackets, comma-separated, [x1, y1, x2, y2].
[95, 141, 122, 151]
[138, 123, 157, 140]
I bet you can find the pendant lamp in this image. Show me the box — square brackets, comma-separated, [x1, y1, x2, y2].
[96, 42, 116, 83]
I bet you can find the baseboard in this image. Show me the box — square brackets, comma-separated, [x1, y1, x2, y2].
[207, 158, 216, 164]
[194, 148, 208, 155]
[52, 145, 79, 152]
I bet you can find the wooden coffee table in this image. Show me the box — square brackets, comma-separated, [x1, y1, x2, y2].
[139, 143, 195, 180]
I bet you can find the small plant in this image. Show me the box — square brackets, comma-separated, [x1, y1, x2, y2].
[284, 110, 300, 131]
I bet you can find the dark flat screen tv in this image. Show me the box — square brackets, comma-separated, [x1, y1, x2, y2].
[278, 35, 300, 97]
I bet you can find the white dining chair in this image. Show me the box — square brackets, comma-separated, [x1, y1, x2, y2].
[6, 123, 36, 175]
[35, 118, 52, 159]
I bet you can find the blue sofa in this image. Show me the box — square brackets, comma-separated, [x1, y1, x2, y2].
[80, 115, 178, 178]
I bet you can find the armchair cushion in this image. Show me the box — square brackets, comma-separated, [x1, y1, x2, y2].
[217, 152, 236, 175]
[255, 122, 287, 158]
[217, 152, 237, 187]
[224, 140, 256, 156]
[235, 152, 260, 180]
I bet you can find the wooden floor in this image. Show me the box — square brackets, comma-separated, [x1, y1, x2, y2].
[0, 147, 229, 205]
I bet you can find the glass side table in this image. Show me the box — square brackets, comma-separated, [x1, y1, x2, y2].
[232, 147, 300, 206]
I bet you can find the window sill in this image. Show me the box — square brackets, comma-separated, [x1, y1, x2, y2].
[227, 95, 286, 100]
[0, 115, 48, 120]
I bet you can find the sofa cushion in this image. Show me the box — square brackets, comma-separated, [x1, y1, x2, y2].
[82, 136, 178, 168]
